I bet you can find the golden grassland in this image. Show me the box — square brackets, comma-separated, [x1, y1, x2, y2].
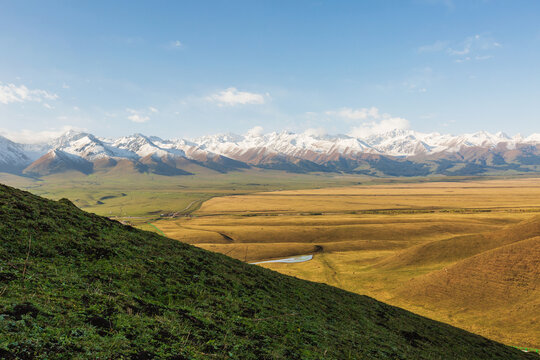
[152, 177, 540, 348]
[197, 178, 540, 214]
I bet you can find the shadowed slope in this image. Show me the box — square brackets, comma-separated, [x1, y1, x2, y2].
[0, 184, 535, 359]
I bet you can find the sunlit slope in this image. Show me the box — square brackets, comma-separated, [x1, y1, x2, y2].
[394, 236, 540, 347]
[2, 184, 535, 359]
[376, 215, 540, 268]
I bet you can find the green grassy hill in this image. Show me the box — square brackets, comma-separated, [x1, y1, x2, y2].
[0, 183, 535, 359]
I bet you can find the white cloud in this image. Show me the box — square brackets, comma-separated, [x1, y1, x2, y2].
[455, 57, 471, 63]
[349, 117, 410, 138]
[419, 34, 501, 62]
[0, 125, 81, 144]
[170, 40, 182, 48]
[448, 34, 501, 56]
[246, 126, 264, 137]
[326, 106, 410, 138]
[325, 107, 380, 121]
[208, 87, 266, 106]
[303, 127, 327, 137]
[126, 108, 150, 123]
[0, 82, 58, 105]
[128, 114, 149, 123]
[148, 106, 159, 113]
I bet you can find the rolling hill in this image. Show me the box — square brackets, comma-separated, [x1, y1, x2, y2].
[376, 215, 540, 269]
[394, 236, 539, 347]
[367, 215, 540, 347]
[0, 183, 536, 359]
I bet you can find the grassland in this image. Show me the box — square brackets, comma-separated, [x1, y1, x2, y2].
[150, 178, 540, 349]
[4, 184, 536, 359]
[3, 170, 539, 350]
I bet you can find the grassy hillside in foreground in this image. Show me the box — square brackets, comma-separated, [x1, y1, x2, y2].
[0, 184, 536, 359]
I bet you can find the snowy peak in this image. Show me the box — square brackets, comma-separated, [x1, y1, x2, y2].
[49, 130, 92, 149]
[58, 134, 133, 160]
[0, 135, 31, 169]
[47, 131, 186, 161]
[524, 133, 540, 143]
[363, 130, 430, 156]
[112, 134, 186, 159]
[194, 131, 377, 159]
[458, 131, 511, 147]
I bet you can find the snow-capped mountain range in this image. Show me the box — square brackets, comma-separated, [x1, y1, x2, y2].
[1, 129, 540, 177]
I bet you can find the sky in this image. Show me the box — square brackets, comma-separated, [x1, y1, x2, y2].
[0, 0, 540, 143]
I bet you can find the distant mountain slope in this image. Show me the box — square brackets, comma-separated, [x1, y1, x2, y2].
[23, 149, 93, 176]
[0, 183, 534, 359]
[0, 135, 32, 173]
[2, 129, 540, 176]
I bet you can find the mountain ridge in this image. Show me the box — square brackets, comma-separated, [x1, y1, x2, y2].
[2, 129, 540, 176]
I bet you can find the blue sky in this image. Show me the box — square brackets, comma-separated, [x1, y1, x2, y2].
[0, 0, 539, 142]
